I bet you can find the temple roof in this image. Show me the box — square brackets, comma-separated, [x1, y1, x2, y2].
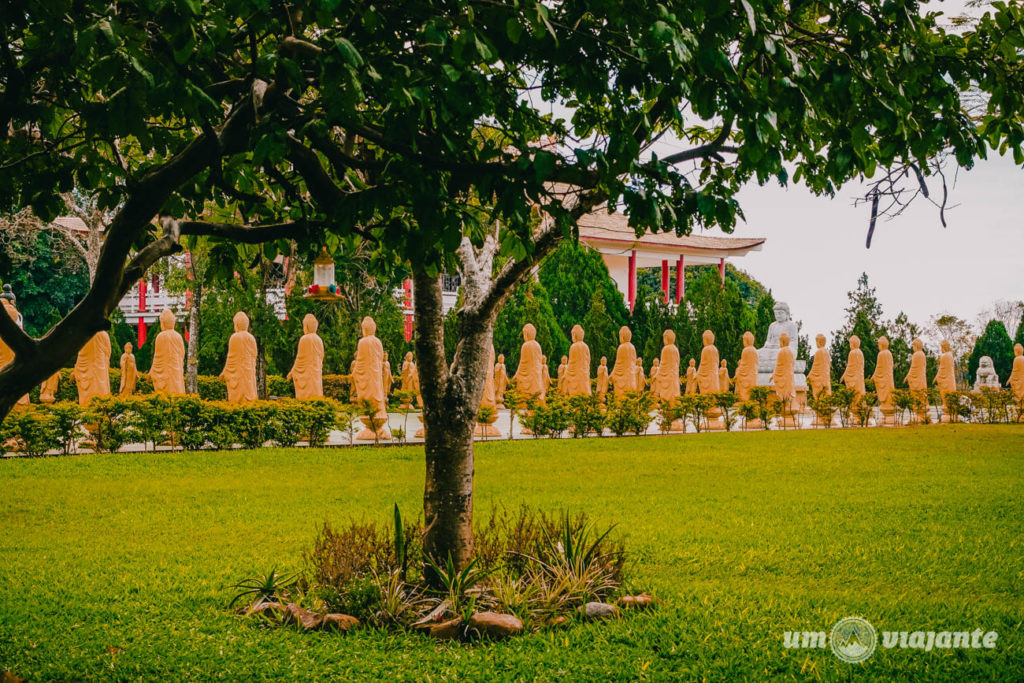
[578, 210, 765, 254]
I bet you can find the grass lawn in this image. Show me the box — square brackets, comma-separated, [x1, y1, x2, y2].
[2, 425, 1023, 681]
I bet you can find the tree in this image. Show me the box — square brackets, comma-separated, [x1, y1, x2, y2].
[968, 320, 1015, 385]
[493, 279, 568, 374]
[831, 274, 887, 379]
[927, 313, 976, 389]
[1015, 310, 1024, 350]
[3, 1, 1024, 574]
[580, 290, 619, 375]
[538, 241, 629, 340]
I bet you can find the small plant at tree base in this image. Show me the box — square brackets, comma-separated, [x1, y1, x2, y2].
[424, 554, 493, 617]
[229, 568, 298, 608]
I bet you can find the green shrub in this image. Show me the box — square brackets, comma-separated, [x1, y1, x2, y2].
[81, 397, 132, 453]
[267, 374, 293, 398]
[126, 395, 172, 451]
[854, 392, 878, 427]
[943, 391, 972, 423]
[567, 394, 604, 437]
[196, 375, 227, 401]
[2, 408, 60, 456]
[169, 395, 210, 450]
[47, 402, 83, 455]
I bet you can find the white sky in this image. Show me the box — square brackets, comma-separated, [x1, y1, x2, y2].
[705, 151, 1024, 338]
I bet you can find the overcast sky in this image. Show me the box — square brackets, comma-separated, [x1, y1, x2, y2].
[707, 151, 1024, 339]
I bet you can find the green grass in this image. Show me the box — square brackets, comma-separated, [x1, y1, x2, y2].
[2, 425, 1023, 681]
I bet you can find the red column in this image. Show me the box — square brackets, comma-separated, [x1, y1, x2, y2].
[138, 279, 147, 312]
[138, 319, 147, 347]
[661, 260, 669, 304]
[403, 278, 413, 342]
[676, 255, 685, 303]
[628, 250, 637, 312]
[718, 257, 725, 286]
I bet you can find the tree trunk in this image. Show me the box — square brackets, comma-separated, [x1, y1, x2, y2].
[413, 269, 495, 577]
[185, 284, 201, 394]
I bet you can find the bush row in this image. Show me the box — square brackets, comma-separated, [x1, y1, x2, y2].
[0, 396, 360, 456]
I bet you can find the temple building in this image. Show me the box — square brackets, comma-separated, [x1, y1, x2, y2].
[576, 211, 765, 311]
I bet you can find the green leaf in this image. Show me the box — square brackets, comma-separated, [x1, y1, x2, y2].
[740, 0, 757, 34]
[506, 18, 523, 44]
[334, 37, 364, 67]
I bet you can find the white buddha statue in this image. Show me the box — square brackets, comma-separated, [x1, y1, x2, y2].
[756, 301, 806, 386]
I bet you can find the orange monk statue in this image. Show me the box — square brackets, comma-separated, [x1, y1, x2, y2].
[220, 311, 258, 403]
[493, 353, 508, 407]
[635, 357, 646, 390]
[475, 343, 501, 437]
[696, 330, 720, 393]
[39, 372, 60, 404]
[684, 359, 697, 395]
[733, 331, 758, 400]
[651, 330, 680, 400]
[904, 337, 927, 393]
[400, 352, 420, 407]
[382, 352, 393, 399]
[119, 343, 138, 396]
[74, 331, 112, 405]
[556, 355, 568, 393]
[514, 324, 546, 401]
[596, 357, 609, 400]
[872, 336, 895, 410]
[1008, 343, 1024, 403]
[0, 298, 30, 406]
[610, 326, 638, 396]
[353, 316, 390, 440]
[287, 313, 324, 400]
[771, 332, 796, 408]
[718, 360, 731, 393]
[806, 334, 832, 398]
[840, 335, 866, 398]
[150, 309, 185, 395]
[563, 325, 591, 396]
[934, 340, 957, 400]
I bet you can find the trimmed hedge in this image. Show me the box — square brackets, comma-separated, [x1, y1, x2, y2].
[1, 396, 358, 455]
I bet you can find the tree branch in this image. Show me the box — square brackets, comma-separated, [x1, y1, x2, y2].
[177, 218, 324, 243]
[0, 305, 35, 358]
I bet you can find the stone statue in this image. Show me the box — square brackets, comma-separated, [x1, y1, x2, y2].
[0, 298, 30, 406]
[806, 334, 832, 398]
[596, 357, 609, 400]
[382, 352, 393, 399]
[39, 372, 60, 404]
[353, 316, 390, 439]
[840, 335, 866, 398]
[541, 356, 551, 391]
[696, 330, 720, 393]
[872, 336, 895, 409]
[288, 313, 324, 400]
[400, 351, 421, 408]
[119, 343, 138, 396]
[74, 331, 112, 405]
[150, 309, 185, 396]
[610, 326, 638, 395]
[650, 358, 661, 385]
[934, 340, 957, 400]
[513, 323, 546, 400]
[651, 330, 680, 400]
[563, 325, 591, 396]
[220, 311, 258, 403]
[556, 355, 568, 393]
[634, 357, 645, 390]
[973, 356, 1001, 391]
[349, 360, 356, 377]
[684, 359, 697, 395]
[718, 360, 731, 393]
[494, 353, 508, 407]
[904, 338, 928, 393]
[757, 302, 806, 385]
[1009, 344, 1024, 402]
[733, 331, 758, 401]
[771, 332, 796, 406]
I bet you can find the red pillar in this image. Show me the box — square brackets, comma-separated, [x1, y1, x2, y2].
[138, 279, 147, 312]
[403, 278, 413, 342]
[661, 260, 669, 304]
[138, 319, 147, 347]
[628, 250, 637, 312]
[718, 258, 725, 286]
[676, 255, 685, 303]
